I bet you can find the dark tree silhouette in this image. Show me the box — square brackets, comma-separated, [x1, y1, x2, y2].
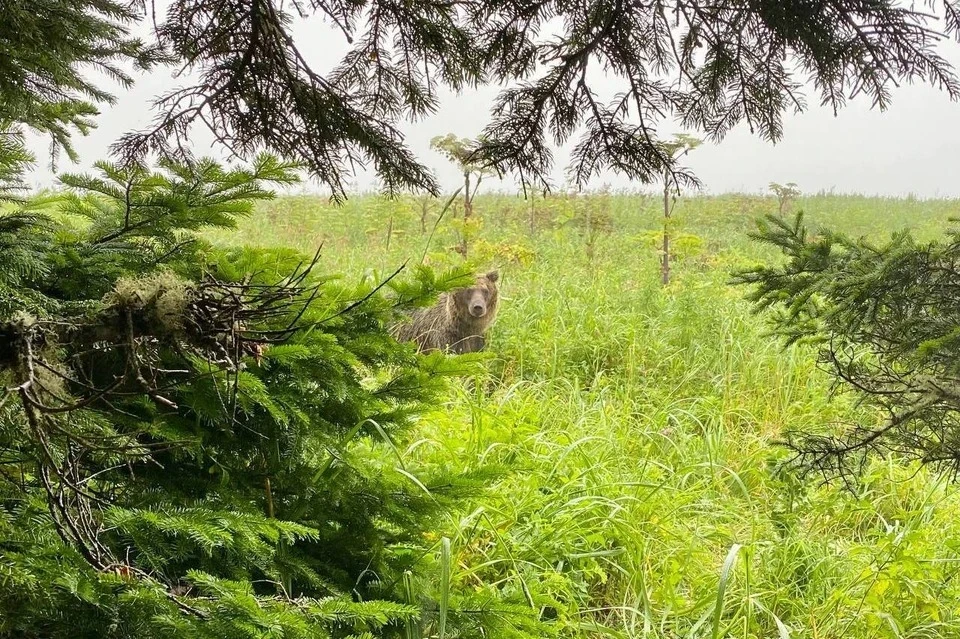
[11, 1, 960, 197]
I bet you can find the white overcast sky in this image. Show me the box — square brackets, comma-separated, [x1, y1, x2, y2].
[22, 8, 960, 198]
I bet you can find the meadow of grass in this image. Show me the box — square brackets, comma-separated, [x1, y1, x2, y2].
[211, 190, 960, 638]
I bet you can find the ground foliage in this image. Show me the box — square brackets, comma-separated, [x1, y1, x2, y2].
[210, 191, 960, 638]
[5, 0, 960, 637]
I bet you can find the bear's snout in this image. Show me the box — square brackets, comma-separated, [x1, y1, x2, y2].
[466, 289, 489, 318]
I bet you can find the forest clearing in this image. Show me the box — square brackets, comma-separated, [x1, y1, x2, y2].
[202, 190, 960, 637]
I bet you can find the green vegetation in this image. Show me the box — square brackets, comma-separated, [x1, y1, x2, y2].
[6, 1, 960, 636]
[205, 190, 960, 637]
[737, 205, 960, 483]
[657, 135, 703, 285]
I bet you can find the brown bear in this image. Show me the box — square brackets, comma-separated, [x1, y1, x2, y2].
[392, 271, 499, 354]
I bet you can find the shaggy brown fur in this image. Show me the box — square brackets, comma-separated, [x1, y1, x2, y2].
[393, 271, 499, 354]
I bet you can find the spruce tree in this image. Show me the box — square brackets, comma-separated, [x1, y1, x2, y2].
[0, 154, 534, 637]
[737, 214, 960, 484]
[101, 1, 960, 197]
[0, 0, 166, 162]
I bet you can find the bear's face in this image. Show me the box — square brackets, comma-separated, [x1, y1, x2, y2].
[453, 271, 499, 319]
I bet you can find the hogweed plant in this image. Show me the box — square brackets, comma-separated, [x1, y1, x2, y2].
[769, 182, 802, 216]
[659, 134, 702, 285]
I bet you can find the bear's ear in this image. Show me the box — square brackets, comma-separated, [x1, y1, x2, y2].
[485, 270, 499, 283]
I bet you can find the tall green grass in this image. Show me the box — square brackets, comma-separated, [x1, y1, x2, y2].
[210, 191, 960, 638]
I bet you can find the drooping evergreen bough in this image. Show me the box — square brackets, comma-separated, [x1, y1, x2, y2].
[737, 212, 960, 484]
[7, 1, 960, 199]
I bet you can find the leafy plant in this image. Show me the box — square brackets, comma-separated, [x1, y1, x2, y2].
[769, 182, 801, 216]
[449, 214, 485, 258]
[659, 134, 702, 285]
[430, 134, 496, 221]
[414, 193, 437, 234]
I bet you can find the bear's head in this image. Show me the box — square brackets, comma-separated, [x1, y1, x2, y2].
[452, 270, 499, 321]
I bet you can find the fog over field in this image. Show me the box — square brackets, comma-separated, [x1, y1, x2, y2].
[24, 9, 960, 197]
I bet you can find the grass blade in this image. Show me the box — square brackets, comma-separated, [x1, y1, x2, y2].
[711, 543, 743, 639]
[439, 536, 451, 639]
[402, 570, 419, 639]
[752, 599, 791, 639]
